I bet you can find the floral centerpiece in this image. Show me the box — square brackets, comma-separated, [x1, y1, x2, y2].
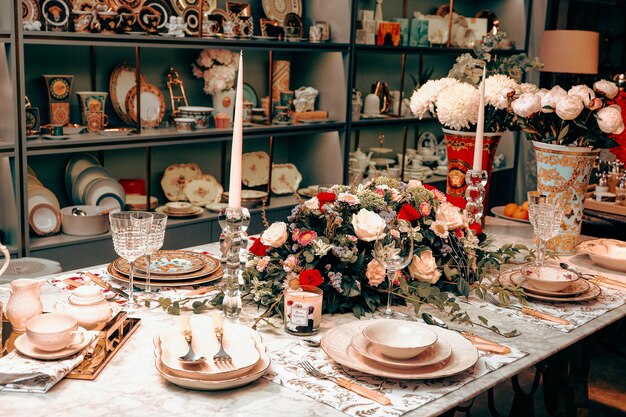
[510, 79, 624, 254]
[243, 178, 523, 332]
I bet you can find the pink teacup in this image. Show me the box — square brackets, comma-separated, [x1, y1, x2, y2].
[25, 313, 85, 352]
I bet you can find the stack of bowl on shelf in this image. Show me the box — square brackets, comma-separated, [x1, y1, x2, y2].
[66, 153, 126, 212]
[27, 167, 62, 236]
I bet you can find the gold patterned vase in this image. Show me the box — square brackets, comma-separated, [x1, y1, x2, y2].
[442, 129, 502, 211]
[533, 141, 600, 254]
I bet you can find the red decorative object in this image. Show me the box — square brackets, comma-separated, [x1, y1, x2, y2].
[610, 90, 626, 161]
[377, 22, 401, 46]
[442, 129, 502, 210]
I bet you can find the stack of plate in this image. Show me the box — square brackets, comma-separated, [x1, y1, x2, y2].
[499, 268, 602, 302]
[107, 250, 222, 287]
[66, 154, 126, 211]
[153, 317, 270, 390]
[27, 167, 62, 236]
[321, 320, 479, 380]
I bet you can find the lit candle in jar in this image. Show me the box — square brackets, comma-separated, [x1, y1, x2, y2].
[284, 285, 323, 335]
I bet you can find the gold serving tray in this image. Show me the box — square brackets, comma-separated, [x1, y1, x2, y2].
[1, 312, 140, 380]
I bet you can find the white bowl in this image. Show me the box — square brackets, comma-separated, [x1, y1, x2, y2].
[165, 201, 194, 213]
[61, 205, 109, 236]
[520, 265, 579, 292]
[361, 320, 438, 360]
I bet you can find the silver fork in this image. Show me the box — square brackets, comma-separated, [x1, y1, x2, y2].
[484, 293, 569, 325]
[212, 323, 232, 364]
[299, 361, 391, 405]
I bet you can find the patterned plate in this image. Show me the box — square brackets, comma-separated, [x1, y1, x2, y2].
[498, 271, 602, 303]
[144, 0, 171, 31]
[160, 163, 203, 201]
[22, 0, 40, 22]
[109, 63, 148, 124]
[242, 151, 270, 187]
[112, 252, 220, 280]
[125, 83, 166, 128]
[271, 163, 302, 194]
[109, 0, 145, 11]
[133, 250, 207, 275]
[107, 262, 223, 287]
[183, 174, 223, 206]
[261, 0, 301, 25]
[170, 0, 216, 16]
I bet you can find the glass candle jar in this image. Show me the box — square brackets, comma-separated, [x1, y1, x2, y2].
[284, 285, 323, 335]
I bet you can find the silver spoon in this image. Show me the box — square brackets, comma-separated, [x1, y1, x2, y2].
[559, 263, 594, 278]
[302, 338, 321, 348]
[421, 312, 451, 329]
[72, 207, 87, 216]
[178, 316, 205, 364]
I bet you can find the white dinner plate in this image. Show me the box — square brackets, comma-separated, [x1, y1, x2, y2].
[29, 203, 62, 236]
[83, 177, 126, 211]
[490, 206, 530, 224]
[28, 186, 60, 211]
[72, 166, 111, 205]
[65, 153, 101, 199]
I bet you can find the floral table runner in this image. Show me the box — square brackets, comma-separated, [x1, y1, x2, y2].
[263, 340, 527, 417]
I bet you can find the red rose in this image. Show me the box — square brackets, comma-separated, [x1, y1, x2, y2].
[317, 192, 336, 209]
[299, 269, 324, 287]
[469, 222, 483, 235]
[397, 203, 421, 222]
[249, 238, 269, 256]
[423, 184, 437, 192]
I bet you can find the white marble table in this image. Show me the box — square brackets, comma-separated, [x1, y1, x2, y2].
[1, 218, 625, 417]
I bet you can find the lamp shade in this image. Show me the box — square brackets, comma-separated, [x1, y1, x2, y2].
[539, 30, 599, 74]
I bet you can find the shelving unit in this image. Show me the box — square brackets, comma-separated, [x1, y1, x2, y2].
[1, 0, 533, 270]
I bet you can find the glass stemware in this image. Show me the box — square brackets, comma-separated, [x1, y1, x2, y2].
[138, 212, 167, 302]
[109, 211, 153, 312]
[373, 220, 414, 319]
[527, 191, 563, 266]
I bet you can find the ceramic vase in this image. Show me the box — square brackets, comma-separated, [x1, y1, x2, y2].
[442, 129, 502, 210]
[212, 89, 236, 120]
[533, 141, 599, 255]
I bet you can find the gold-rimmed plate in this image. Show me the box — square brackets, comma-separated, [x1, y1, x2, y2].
[125, 83, 166, 128]
[499, 271, 602, 303]
[107, 262, 223, 287]
[133, 250, 207, 275]
[261, 0, 301, 25]
[111, 252, 219, 280]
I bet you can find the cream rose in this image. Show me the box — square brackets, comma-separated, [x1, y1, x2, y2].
[568, 85, 595, 106]
[338, 192, 360, 205]
[541, 86, 567, 113]
[303, 197, 319, 210]
[511, 93, 542, 117]
[408, 250, 441, 284]
[351, 208, 386, 242]
[260, 222, 288, 248]
[594, 79, 619, 99]
[365, 259, 386, 287]
[407, 179, 422, 188]
[555, 95, 584, 120]
[436, 202, 464, 230]
[596, 105, 625, 134]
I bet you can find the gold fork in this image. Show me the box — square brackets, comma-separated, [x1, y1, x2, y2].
[212, 314, 232, 364]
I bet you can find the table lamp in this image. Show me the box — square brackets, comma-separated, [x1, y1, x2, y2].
[539, 30, 599, 75]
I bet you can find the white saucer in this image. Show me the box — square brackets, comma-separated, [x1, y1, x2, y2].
[205, 202, 228, 212]
[350, 332, 452, 369]
[14, 329, 93, 360]
[156, 205, 204, 217]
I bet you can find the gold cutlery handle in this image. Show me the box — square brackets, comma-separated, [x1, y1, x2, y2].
[593, 275, 626, 290]
[521, 307, 569, 325]
[460, 332, 511, 354]
[335, 377, 391, 406]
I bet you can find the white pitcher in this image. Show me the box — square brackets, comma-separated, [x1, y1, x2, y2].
[1, 278, 45, 332]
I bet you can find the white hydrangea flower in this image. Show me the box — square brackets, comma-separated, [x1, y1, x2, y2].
[434, 83, 480, 131]
[410, 78, 460, 118]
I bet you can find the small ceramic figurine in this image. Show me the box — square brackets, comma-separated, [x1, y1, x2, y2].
[166, 16, 186, 37]
[293, 86, 318, 113]
[23, 20, 42, 31]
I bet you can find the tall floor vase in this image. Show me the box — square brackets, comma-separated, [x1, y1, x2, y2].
[533, 141, 599, 255]
[442, 129, 502, 211]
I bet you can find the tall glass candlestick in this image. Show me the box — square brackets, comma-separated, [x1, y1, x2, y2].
[464, 169, 488, 226]
[219, 207, 243, 319]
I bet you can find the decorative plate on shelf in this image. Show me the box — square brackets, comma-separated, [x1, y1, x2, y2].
[155, 205, 204, 217]
[243, 83, 258, 108]
[42, 0, 71, 29]
[170, 0, 216, 16]
[108, 0, 146, 11]
[109, 63, 148, 124]
[22, 0, 40, 22]
[160, 163, 203, 201]
[261, 0, 301, 25]
[143, 0, 171, 31]
[134, 250, 208, 275]
[223, 190, 268, 207]
[242, 151, 270, 187]
[183, 174, 224, 206]
[283, 12, 303, 39]
[47, 77, 72, 101]
[124, 83, 166, 128]
[271, 163, 302, 195]
[183, 6, 201, 36]
[65, 153, 101, 198]
[72, 165, 111, 205]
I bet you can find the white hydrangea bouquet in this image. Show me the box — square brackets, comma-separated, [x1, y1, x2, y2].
[410, 31, 542, 132]
[511, 80, 624, 149]
[192, 49, 239, 95]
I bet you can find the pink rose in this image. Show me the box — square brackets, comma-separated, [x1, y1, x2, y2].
[338, 192, 360, 205]
[408, 250, 441, 284]
[365, 259, 386, 287]
[436, 202, 464, 230]
[407, 179, 422, 188]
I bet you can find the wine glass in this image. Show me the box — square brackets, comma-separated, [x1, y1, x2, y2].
[137, 212, 167, 302]
[373, 220, 414, 319]
[527, 191, 563, 266]
[109, 211, 153, 312]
